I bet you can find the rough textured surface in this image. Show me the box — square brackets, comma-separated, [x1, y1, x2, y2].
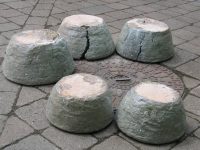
[58, 14, 115, 60]
[46, 73, 113, 133]
[116, 18, 174, 63]
[117, 82, 186, 144]
[2, 29, 74, 85]
[0, 0, 200, 149]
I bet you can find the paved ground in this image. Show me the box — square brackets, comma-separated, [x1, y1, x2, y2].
[0, 0, 200, 149]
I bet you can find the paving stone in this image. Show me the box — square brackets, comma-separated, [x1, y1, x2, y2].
[1, 29, 22, 39]
[108, 25, 120, 34]
[185, 11, 200, 21]
[0, 73, 20, 92]
[39, 0, 55, 3]
[76, 1, 95, 9]
[175, 15, 199, 24]
[183, 94, 200, 116]
[81, 5, 114, 15]
[120, 0, 148, 7]
[133, 5, 156, 13]
[0, 35, 8, 46]
[194, 128, 200, 138]
[178, 43, 200, 55]
[5, 1, 33, 9]
[54, 1, 80, 11]
[0, 45, 7, 57]
[194, 22, 200, 28]
[164, 18, 189, 30]
[186, 116, 200, 135]
[92, 136, 137, 150]
[18, 7, 33, 15]
[105, 10, 133, 19]
[122, 8, 143, 16]
[183, 26, 200, 34]
[3, 135, 60, 150]
[108, 18, 129, 29]
[0, 58, 3, 66]
[0, 115, 7, 134]
[51, 7, 65, 15]
[183, 76, 200, 89]
[160, 9, 181, 17]
[190, 1, 200, 7]
[177, 61, 200, 79]
[144, 11, 171, 20]
[107, 2, 130, 10]
[173, 29, 197, 40]
[0, 9, 24, 18]
[47, 16, 61, 26]
[119, 133, 174, 150]
[17, 86, 46, 106]
[0, 4, 9, 10]
[87, 0, 107, 5]
[171, 137, 200, 150]
[7, 15, 28, 26]
[16, 99, 49, 130]
[178, 3, 199, 11]
[155, 0, 176, 7]
[0, 92, 16, 114]
[37, 85, 53, 94]
[0, 23, 20, 32]
[97, 14, 117, 23]
[42, 127, 97, 150]
[23, 25, 44, 30]
[0, 0, 21, 3]
[0, 116, 34, 148]
[163, 48, 198, 68]
[172, 35, 186, 45]
[194, 57, 200, 63]
[94, 122, 118, 139]
[31, 9, 51, 17]
[146, 3, 167, 10]
[26, 17, 47, 25]
[190, 38, 200, 47]
[191, 86, 200, 97]
[35, 3, 53, 10]
[168, 7, 189, 15]
[51, 12, 69, 21]
[0, 17, 8, 24]
[101, 0, 122, 3]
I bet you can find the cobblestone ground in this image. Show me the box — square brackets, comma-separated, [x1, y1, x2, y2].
[0, 0, 200, 149]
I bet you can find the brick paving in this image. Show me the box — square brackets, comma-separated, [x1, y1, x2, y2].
[0, 0, 200, 149]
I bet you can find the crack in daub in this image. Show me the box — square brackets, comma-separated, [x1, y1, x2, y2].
[136, 34, 145, 60]
[81, 26, 90, 59]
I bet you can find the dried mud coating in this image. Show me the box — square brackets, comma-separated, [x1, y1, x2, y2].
[75, 55, 184, 108]
[58, 14, 115, 60]
[46, 73, 113, 133]
[116, 18, 174, 63]
[2, 29, 74, 85]
[117, 82, 186, 144]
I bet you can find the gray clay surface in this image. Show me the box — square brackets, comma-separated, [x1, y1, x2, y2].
[2, 29, 75, 85]
[116, 82, 186, 144]
[46, 73, 113, 133]
[116, 18, 174, 63]
[58, 15, 115, 60]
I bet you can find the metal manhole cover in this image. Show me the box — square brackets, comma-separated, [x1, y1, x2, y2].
[75, 55, 184, 108]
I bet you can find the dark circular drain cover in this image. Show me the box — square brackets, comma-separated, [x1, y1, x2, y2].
[75, 55, 184, 108]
